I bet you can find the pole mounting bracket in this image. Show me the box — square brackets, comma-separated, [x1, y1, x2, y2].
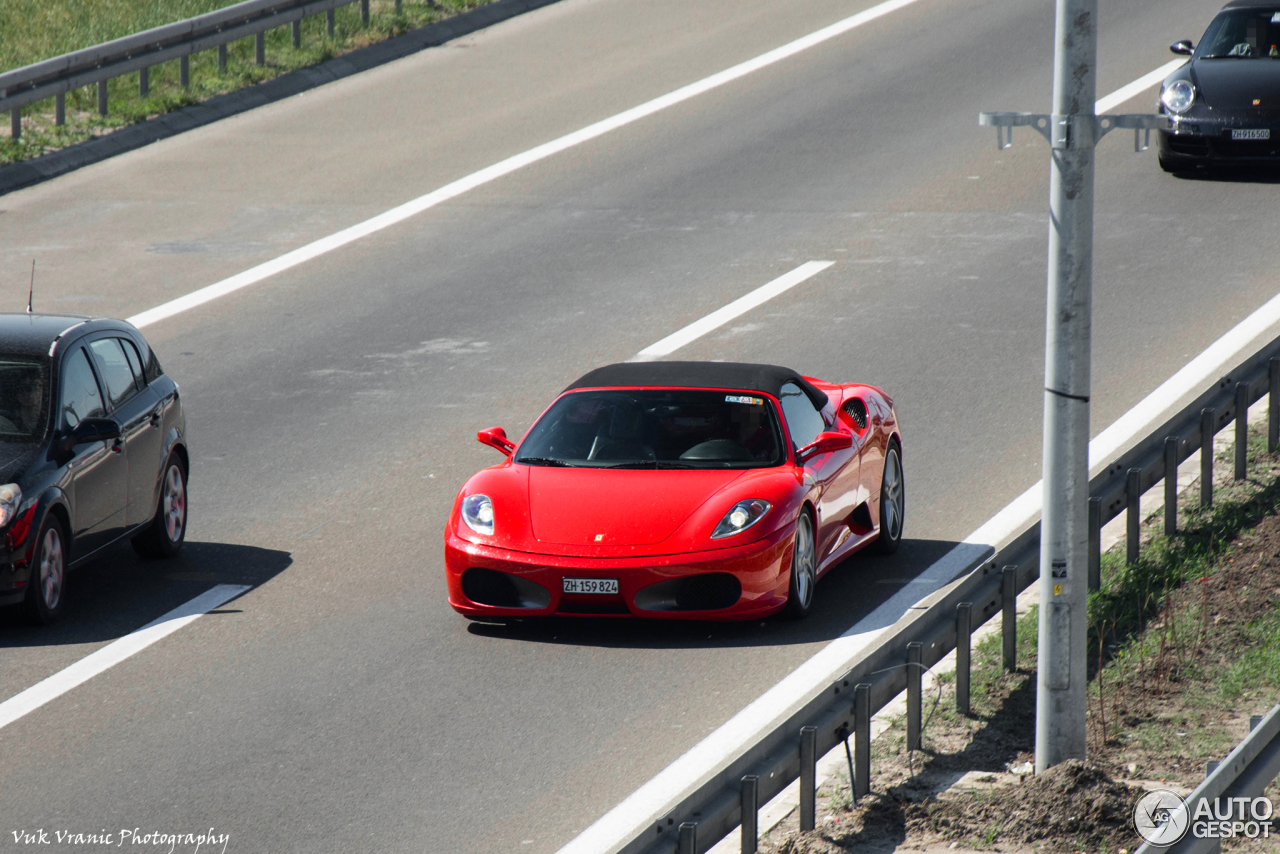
[979, 111, 1169, 153]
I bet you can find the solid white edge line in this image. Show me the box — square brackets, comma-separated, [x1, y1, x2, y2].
[0, 584, 251, 732]
[125, 0, 925, 331]
[553, 61, 1249, 854]
[1094, 59, 1184, 114]
[631, 261, 834, 361]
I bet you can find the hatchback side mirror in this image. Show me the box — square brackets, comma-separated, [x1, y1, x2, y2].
[1170, 39, 1194, 56]
[477, 426, 515, 456]
[796, 431, 853, 464]
[60, 417, 121, 454]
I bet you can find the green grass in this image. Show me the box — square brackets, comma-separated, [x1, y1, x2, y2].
[1, 0, 496, 166]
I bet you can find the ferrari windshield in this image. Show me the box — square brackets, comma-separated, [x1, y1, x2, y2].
[0, 357, 48, 442]
[515, 389, 786, 468]
[1198, 10, 1280, 58]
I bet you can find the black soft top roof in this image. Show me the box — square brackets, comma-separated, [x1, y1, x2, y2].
[565, 361, 830, 410]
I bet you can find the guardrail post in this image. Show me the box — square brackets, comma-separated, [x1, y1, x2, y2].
[180, 56, 190, 89]
[956, 602, 972, 716]
[256, 32, 266, 66]
[97, 80, 108, 116]
[799, 726, 816, 831]
[55, 92, 65, 126]
[9, 109, 17, 141]
[1205, 759, 1219, 776]
[1271, 358, 1280, 453]
[218, 43, 228, 74]
[1088, 497, 1101, 592]
[361, 0, 370, 25]
[1164, 437, 1179, 537]
[854, 683, 870, 798]
[292, 20, 302, 48]
[1002, 566, 1017, 671]
[1202, 408, 1215, 508]
[1126, 468, 1141, 565]
[327, 10, 336, 36]
[396, 0, 403, 12]
[677, 821, 697, 854]
[740, 775, 758, 854]
[907, 642, 923, 752]
[1252, 714, 1263, 730]
[1236, 381, 1249, 481]
[139, 66, 149, 98]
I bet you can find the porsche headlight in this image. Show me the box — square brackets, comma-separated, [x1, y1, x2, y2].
[1161, 80, 1195, 114]
[461, 494, 494, 535]
[0, 484, 21, 528]
[711, 499, 772, 539]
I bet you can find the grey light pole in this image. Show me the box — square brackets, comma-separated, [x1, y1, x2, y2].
[1035, 0, 1097, 771]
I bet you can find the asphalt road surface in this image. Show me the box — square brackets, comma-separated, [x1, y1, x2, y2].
[1, 0, 1277, 851]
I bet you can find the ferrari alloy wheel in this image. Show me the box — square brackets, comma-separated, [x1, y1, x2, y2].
[24, 516, 67, 624]
[784, 511, 817, 619]
[132, 455, 187, 559]
[874, 444, 904, 554]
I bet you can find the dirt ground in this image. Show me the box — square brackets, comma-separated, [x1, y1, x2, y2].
[760, 476, 1280, 854]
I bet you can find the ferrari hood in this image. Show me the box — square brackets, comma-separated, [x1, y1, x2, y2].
[528, 467, 748, 546]
[1192, 60, 1280, 110]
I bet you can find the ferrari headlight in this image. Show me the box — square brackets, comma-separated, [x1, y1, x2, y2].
[1161, 80, 1195, 114]
[0, 484, 21, 528]
[711, 499, 772, 539]
[461, 494, 494, 535]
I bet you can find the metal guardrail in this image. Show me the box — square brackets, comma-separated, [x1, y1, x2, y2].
[1135, 703, 1280, 854]
[0, 0, 386, 138]
[629, 332, 1280, 854]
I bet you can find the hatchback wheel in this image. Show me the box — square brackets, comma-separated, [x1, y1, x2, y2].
[132, 455, 187, 559]
[24, 516, 67, 624]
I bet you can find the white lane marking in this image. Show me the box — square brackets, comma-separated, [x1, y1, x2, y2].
[0, 584, 250, 731]
[125, 0, 925, 330]
[631, 261, 834, 361]
[1095, 59, 1184, 113]
[554, 63, 1262, 854]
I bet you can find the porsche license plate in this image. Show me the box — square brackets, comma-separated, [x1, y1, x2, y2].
[563, 577, 619, 595]
[1232, 128, 1270, 140]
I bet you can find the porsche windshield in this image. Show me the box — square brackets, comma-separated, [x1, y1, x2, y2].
[0, 357, 48, 443]
[515, 389, 785, 468]
[1198, 10, 1280, 58]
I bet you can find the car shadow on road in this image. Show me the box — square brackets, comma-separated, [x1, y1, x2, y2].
[0, 541, 291, 648]
[1170, 164, 1280, 183]
[464, 536, 968, 650]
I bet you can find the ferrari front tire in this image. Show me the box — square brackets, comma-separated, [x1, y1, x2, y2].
[873, 443, 904, 554]
[783, 510, 817, 619]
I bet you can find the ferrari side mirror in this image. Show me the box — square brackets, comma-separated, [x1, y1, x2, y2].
[477, 426, 515, 456]
[1170, 40, 1194, 56]
[796, 431, 853, 464]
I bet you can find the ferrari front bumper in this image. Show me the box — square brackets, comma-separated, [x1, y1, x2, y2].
[444, 525, 794, 620]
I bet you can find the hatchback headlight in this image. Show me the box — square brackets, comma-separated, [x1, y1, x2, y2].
[0, 484, 20, 528]
[461, 494, 494, 535]
[711, 499, 771, 539]
[1161, 80, 1195, 114]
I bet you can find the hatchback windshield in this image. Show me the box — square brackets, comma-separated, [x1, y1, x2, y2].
[0, 357, 49, 442]
[515, 389, 785, 468]
[1198, 9, 1280, 58]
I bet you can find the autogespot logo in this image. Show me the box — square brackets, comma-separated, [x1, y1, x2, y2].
[1133, 790, 1191, 846]
[1133, 789, 1277, 845]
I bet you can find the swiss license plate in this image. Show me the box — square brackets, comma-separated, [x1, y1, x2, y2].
[562, 577, 619, 595]
[1232, 128, 1270, 140]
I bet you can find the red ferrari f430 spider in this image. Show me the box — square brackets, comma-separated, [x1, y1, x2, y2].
[445, 362, 903, 620]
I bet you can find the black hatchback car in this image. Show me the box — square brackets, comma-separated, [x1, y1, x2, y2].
[0, 313, 188, 623]
[1158, 0, 1280, 170]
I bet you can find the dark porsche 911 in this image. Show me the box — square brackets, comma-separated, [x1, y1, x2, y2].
[1158, 0, 1280, 170]
[0, 314, 188, 624]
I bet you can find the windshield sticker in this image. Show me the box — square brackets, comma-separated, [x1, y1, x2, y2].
[1273, 11, 1280, 21]
[725, 395, 764, 405]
